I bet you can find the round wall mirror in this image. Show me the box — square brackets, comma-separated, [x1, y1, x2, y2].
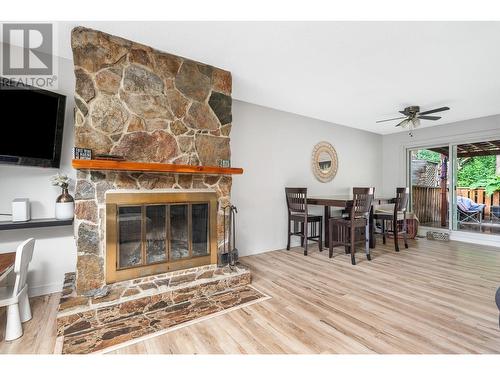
[311, 142, 338, 183]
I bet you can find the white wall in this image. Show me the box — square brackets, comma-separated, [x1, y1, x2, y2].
[0, 48, 77, 296]
[231, 100, 383, 256]
[381, 114, 500, 196]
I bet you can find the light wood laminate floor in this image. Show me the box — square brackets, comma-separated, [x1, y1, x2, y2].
[1, 238, 500, 354]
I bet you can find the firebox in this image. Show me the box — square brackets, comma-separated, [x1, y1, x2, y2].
[105, 191, 218, 284]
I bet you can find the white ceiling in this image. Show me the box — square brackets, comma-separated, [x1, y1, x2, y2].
[52, 21, 500, 134]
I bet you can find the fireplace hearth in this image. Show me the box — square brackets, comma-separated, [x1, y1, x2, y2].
[106, 191, 217, 283]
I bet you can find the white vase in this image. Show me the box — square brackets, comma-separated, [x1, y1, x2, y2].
[55, 188, 74, 220]
[55, 202, 74, 220]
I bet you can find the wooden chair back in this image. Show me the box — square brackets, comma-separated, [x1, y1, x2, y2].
[395, 187, 410, 213]
[352, 187, 375, 218]
[285, 187, 307, 214]
[13, 238, 35, 296]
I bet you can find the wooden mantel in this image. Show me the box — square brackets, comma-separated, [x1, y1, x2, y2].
[72, 159, 243, 175]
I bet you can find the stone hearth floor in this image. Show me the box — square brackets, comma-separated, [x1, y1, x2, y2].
[55, 264, 269, 354]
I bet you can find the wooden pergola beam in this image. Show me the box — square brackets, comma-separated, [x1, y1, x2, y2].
[428, 142, 500, 158]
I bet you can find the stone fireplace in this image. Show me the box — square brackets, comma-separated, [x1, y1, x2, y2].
[55, 27, 258, 354]
[71, 27, 234, 295]
[105, 190, 218, 283]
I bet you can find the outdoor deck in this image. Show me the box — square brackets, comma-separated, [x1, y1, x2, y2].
[413, 186, 500, 235]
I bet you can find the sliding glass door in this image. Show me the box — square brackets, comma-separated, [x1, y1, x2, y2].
[408, 139, 500, 237]
[408, 146, 450, 229]
[451, 140, 500, 236]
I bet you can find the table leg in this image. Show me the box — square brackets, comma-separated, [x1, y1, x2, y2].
[324, 205, 330, 247]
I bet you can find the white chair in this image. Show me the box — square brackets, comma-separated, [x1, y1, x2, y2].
[0, 238, 35, 341]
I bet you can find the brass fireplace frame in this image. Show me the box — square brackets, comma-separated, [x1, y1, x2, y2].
[106, 191, 218, 284]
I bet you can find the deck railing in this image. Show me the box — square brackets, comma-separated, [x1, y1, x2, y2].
[412, 186, 500, 223]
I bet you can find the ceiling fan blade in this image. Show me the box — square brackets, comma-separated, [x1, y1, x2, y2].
[376, 116, 407, 123]
[395, 119, 408, 127]
[418, 106, 450, 116]
[399, 110, 407, 115]
[418, 115, 441, 120]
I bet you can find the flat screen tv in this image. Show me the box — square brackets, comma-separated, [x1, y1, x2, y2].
[0, 78, 66, 168]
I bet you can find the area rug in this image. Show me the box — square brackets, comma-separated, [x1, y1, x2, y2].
[55, 285, 270, 354]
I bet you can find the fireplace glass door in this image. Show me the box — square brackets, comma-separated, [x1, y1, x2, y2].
[170, 204, 189, 260]
[116, 203, 210, 270]
[107, 192, 217, 284]
[192, 203, 209, 257]
[146, 205, 167, 264]
[118, 206, 143, 268]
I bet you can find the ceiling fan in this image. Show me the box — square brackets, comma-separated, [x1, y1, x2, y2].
[376, 106, 450, 136]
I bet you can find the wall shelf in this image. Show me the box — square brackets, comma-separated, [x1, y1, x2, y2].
[72, 159, 243, 175]
[0, 218, 73, 231]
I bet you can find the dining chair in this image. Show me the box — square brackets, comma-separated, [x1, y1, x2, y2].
[0, 238, 35, 341]
[373, 187, 410, 252]
[285, 188, 323, 256]
[329, 187, 374, 265]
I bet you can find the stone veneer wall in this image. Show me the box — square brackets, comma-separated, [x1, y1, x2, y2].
[71, 27, 233, 294]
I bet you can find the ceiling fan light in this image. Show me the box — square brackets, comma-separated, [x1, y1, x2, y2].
[411, 118, 421, 128]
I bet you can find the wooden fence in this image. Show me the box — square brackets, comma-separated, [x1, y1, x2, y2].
[412, 186, 500, 223]
[412, 186, 443, 224]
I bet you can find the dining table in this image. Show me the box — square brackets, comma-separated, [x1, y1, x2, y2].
[307, 195, 393, 249]
[0, 252, 16, 283]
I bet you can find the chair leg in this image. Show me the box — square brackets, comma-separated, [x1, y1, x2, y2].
[382, 220, 386, 244]
[318, 219, 323, 252]
[20, 292, 32, 323]
[5, 303, 23, 341]
[344, 224, 350, 253]
[300, 223, 304, 247]
[403, 219, 409, 249]
[365, 221, 371, 261]
[350, 224, 356, 265]
[329, 221, 334, 258]
[394, 220, 400, 252]
[304, 221, 308, 256]
[286, 219, 291, 250]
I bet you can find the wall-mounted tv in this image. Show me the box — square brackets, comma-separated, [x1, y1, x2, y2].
[0, 78, 66, 168]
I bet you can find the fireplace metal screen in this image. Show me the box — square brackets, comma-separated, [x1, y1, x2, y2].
[106, 192, 217, 284]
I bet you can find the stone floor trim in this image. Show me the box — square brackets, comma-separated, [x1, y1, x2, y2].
[55, 285, 270, 355]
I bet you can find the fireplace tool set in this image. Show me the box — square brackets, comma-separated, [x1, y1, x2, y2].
[219, 204, 239, 268]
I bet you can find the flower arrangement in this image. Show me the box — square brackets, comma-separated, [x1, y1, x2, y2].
[50, 173, 70, 190]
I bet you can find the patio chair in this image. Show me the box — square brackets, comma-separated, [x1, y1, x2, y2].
[491, 205, 500, 222]
[457, 196, 485, 224]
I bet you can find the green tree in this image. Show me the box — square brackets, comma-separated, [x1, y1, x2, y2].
[457, 155, 496, 187]
[415, 149, 441, 163]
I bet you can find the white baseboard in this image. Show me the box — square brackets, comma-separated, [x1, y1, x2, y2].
[419, 225, 500, 248]
[450, 231, 500, 248]
[29, 282, 62, 297]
